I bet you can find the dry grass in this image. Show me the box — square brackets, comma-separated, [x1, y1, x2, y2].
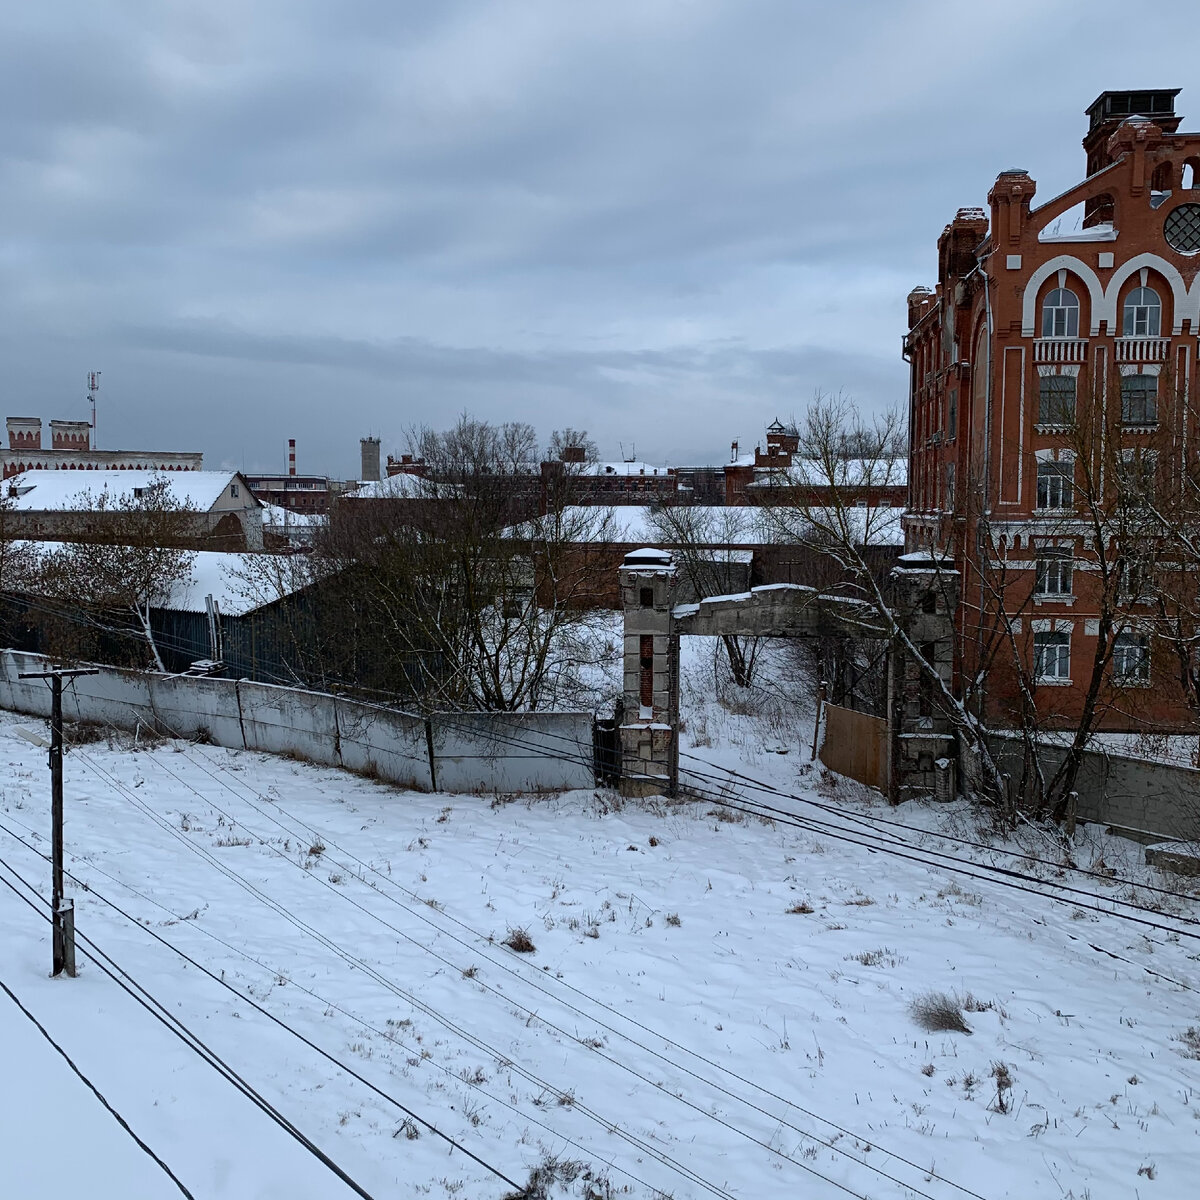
[786, 901, 814, 914]
[502, 926, 536, 954]
[908, 991, 973, 1035]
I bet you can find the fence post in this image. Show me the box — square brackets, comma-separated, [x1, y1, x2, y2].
[810, 680, 827, 762]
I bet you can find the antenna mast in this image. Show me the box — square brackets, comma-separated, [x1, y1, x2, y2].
[87, 371, 101, 449]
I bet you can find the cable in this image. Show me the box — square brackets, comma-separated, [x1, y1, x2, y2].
[0, 866, 386, 1200]
[119, 718, 991, 1200]
[679, 748, 1200, 907]
[0, 832, 699, 1200]
[44, 748, 743, 1200]
[0, 972, 196, 1199]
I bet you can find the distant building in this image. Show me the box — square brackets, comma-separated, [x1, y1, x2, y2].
[5, 469, 264, 550]
[244, 440, 330, 514]
[2, 416, 202, 479]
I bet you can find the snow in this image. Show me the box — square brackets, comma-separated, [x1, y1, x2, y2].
[2, 639, 1199, 1198]
[14, 542, 302, 616]
[5, 469, 254, 513]
[346, 474, 444, 499]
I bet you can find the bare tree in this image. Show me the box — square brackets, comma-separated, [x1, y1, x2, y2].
[287, 414, 618, 710]
[758, 393, 1011, 805]
[547, 428, 600, 463]
[33, 479, 196, 671]
[647, 503, 761, 687]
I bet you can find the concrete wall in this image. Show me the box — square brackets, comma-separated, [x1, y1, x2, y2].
[987, 732, 1200, 842]
[0, 650, 593, 796]
[429, 712, 594, 793]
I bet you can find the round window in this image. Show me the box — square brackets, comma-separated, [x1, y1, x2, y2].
[1164, 203, 1200, 253]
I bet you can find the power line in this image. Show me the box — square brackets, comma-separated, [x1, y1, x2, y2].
[0, 970, 196, 1199]
[0, 865, 384, 1200]
[121, 717, 991, 1200]
[38, 746, 742, 1200]
[0, 820, 708, 1200]
[79, 726, 965, 1200]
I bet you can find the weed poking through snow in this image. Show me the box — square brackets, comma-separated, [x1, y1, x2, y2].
[908, 991, 973, 1035]
[503, 927, 536, 953]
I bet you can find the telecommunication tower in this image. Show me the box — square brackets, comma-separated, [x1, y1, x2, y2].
[87, 371, 101, 448]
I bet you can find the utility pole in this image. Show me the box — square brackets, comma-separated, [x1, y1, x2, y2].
[18, 667, 98, 977]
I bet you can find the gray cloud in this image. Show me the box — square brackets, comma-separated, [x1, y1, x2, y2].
[1, 0, 1195, 475]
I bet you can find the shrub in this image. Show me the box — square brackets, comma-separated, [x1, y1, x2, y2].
[908, 991, 972, 1035]
[503, 927, 536, 954]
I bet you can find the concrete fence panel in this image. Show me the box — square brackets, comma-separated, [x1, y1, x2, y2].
[819, 703, 888, 793]
[430, 711, 594, 793]
[335, 698, 433, 792]
[1, 651, 595, 795]
[987, 734, 1200, 843]
[147, 674, 247, 748]
[234, 680, 340, 767]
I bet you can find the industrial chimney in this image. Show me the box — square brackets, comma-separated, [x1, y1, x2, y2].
[360, 436, 381, 482]
[288, 438, 296, 477]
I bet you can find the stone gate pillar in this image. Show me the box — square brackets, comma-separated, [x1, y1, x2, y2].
[888, 551, 960, 803]
[618, 548, 680, 797]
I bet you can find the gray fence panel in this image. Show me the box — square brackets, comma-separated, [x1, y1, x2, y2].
[988, 733, 1200, 842]
[1, 652, 594, 795]
[335, 697, 433, 792]
[235, 680, 340, 767]
[430, 711, 594, 793]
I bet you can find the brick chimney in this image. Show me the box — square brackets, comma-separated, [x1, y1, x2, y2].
[7, 416, 41, 450]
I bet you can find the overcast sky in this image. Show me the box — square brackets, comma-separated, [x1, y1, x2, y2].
[2, 1, 1196, 478]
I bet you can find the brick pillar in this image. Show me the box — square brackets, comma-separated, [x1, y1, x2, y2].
[618, 548, 679, 797]
[887, 552, 959, 803]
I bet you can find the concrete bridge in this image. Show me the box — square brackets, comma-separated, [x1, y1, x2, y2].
[617, 547, 958, 803]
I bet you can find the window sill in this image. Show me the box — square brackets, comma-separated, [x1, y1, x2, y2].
[1034, 507, 1075, 515]
[1113, 677, 1151, 688]
[1034, 423, 1075, 434]
[1033, 594, 1075, 605]
[1122, 424, 1159, 434]
[1035, 677, 1074, 687]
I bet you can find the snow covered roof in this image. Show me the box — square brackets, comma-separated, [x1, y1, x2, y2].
[580, 461, 672, 477]
[4, 470, 256, 512]
[261, 503, 325, 528]
[14, 542, 301, 616]
[345, 474, 444, 499]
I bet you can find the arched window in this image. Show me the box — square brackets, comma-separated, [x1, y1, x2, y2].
[1122, 286, 1161, 336]
[1183, 160, 1198, 190]
[1041, 288, 1080, 338]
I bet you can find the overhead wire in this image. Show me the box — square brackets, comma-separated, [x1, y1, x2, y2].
[0, 968, 197, 1199]
[92, 712, 986, 1200]
[35, 740, 747, 1200]
[0, 864, 384, 1200]
[0, 825, 687, 1200]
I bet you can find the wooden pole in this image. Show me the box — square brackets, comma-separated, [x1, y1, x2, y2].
[18, 667, 97, 978]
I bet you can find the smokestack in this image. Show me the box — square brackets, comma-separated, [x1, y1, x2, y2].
[288, 438, 296, 477]
[360, 436, 381, 483]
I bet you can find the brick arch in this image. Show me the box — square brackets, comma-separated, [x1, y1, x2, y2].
[1101, 253, 1194, 334]
[1021, 256, 1105, 336]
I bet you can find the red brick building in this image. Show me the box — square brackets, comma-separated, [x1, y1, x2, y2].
[904, 89, 1200, 732]
[3, 416, 202, 479]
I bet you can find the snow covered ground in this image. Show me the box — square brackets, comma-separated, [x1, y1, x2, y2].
[2, 639, 1200, 1199]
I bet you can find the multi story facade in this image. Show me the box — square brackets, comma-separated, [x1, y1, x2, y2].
[904, 89, 1200, 732]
